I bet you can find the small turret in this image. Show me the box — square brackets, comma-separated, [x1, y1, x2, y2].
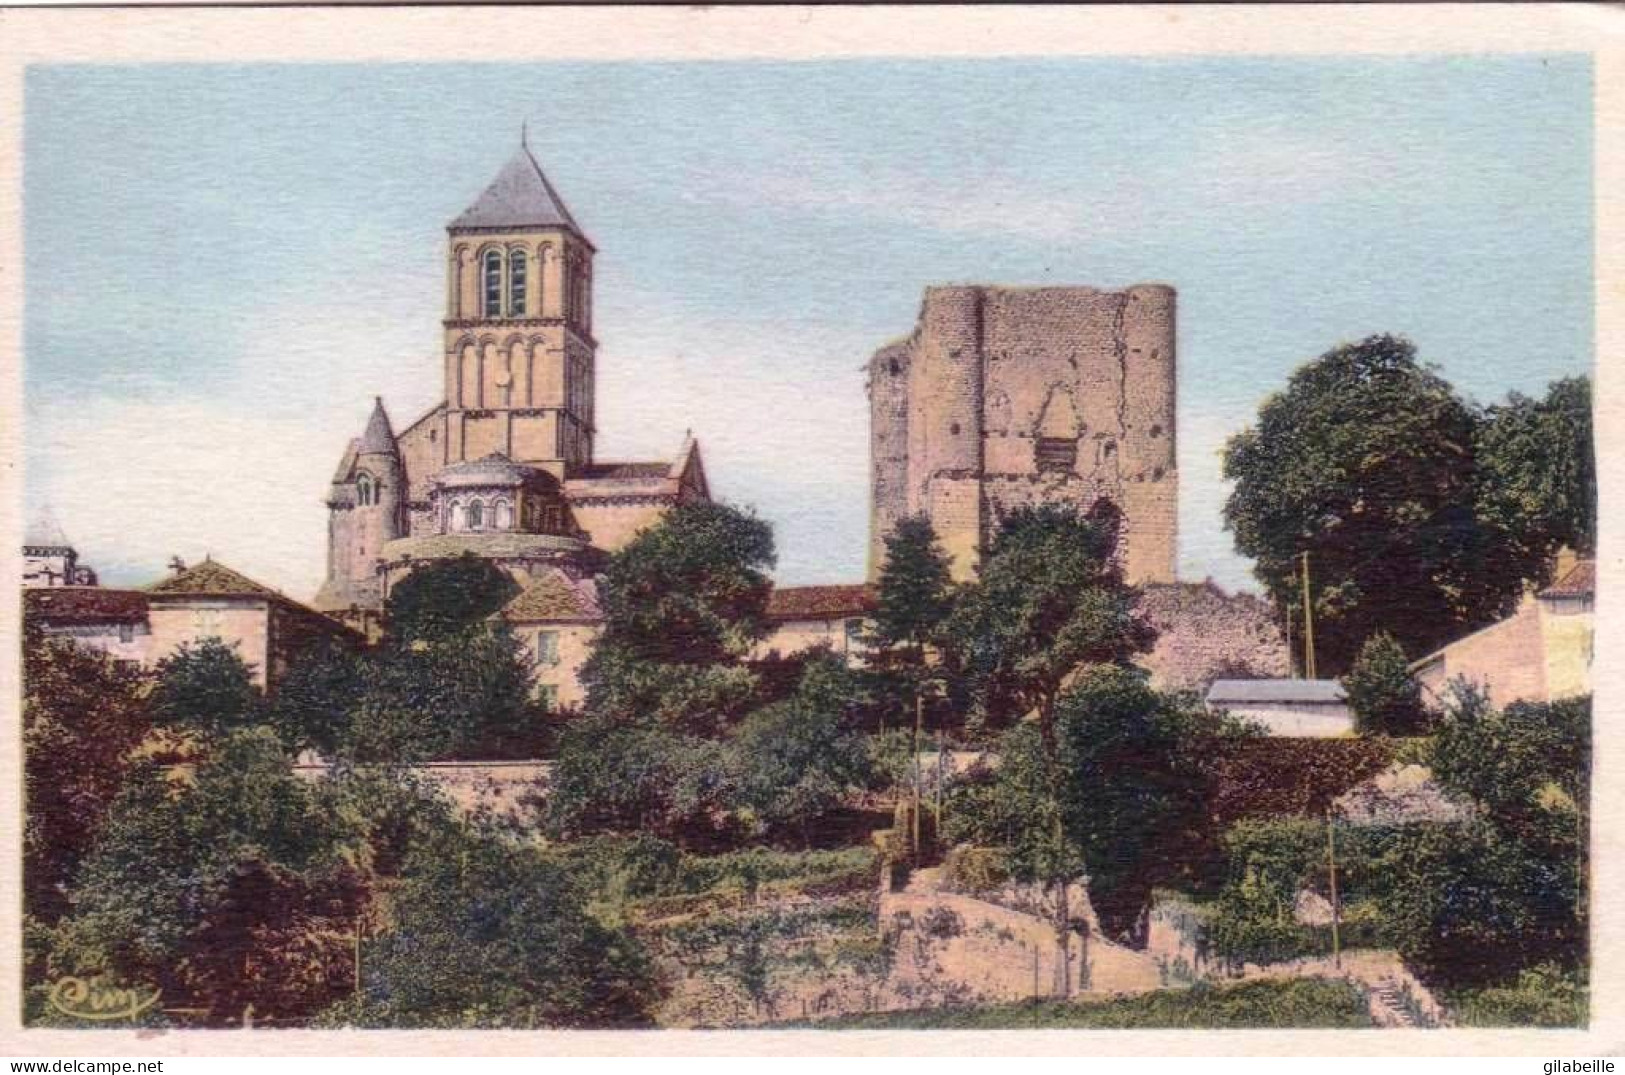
[313, 398, 404, 612]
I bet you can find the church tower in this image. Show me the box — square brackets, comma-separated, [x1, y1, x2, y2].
[442, 138, 596, 479]
[315, 397, 403, 612]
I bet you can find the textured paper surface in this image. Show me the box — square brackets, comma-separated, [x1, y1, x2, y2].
[0, 3, 1619, 1056]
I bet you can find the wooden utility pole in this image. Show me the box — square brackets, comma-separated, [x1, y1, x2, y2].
[1326, 809, 1342, 969]
[1300, 551, 1318, 680]
[912, 691, 923, 860]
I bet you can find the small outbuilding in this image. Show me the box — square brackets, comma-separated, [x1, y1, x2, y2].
[1205, 678, 1353, 738]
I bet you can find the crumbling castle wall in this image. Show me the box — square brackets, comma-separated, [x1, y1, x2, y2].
[868, 284, 1178, 585]
[1136, 581, 1290, 693]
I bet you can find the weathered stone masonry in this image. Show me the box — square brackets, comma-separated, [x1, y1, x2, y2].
[868, 284, 1178, 584]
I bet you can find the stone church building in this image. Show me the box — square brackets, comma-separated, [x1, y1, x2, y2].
[314, 140, 709, 622]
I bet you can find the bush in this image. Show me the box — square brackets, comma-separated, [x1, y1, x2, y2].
[1344, 633, 1428, 736]
[941, 846, 1009, 894]
[1444, 964, 1586, 1027]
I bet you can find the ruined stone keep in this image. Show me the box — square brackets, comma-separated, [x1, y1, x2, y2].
[868, 285, 1178, 584]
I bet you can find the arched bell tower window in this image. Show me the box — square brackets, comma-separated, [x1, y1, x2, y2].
[482, 250, 504, 317]
[508, 251, 527, 316]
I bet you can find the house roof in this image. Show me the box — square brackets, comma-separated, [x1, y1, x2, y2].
[1540, 559, 1595, 599]
[575, 462, 672, 481]
[357, 397, 398, 456]
[501, 572, 602, 623]
[1207, 678, 1347, 705]
[766, 584, 876, 622]
[25, 587, 148, 624]
[147, 558, 281, 598]
[449, 143, 587, 240]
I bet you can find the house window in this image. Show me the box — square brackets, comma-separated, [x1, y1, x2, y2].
[466, 500, 484, 531]
[844, 619, 865, 647]
[536, 683, 559, 710]
[508, 250, 527, 316]
[118, 623, 134, 644]
[1035, 437, 1078, 473]
[535, 630, 560, 666]
[482, 250, 503, 317]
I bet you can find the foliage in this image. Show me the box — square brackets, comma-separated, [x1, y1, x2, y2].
[1443, 964, 1586, 1028]
[266, 638, 368, 755]
[1430, 684, 1589, 821]
[1342, 632, 1428, 736]
[1205, 736, 1398, 825]
[1206, 818, 1329, 966]
[729, 652, 874, 841]
[802, 977, 1372, 1029]
[546, 712, 734, 843]
[940, 845, 1010, 894]
[590, 500, 775, 667]
[1475, 376, 1595, 569]
[1222, 335, 1506, 674]
[331, 625, 540, 764]
[150, 638, 261, 740]
[22, 626, 152, 922]
[944, 503, 1156, 736]
[871, 515, 955, 652]
[335, 822, 663, 1028]
[383, 553, 519, 644]
[44, 728, 367, 1025]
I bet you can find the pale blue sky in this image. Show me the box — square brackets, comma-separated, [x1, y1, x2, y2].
[24, 57, 1592, 598]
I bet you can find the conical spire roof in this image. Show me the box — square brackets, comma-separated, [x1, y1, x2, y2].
[449, 142, 587, 239]
[357, 397, 398, 455]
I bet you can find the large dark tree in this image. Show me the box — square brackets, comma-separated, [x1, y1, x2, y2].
[383, 553, 519, 644]
[940, 502, 1156, 991]
[1475, 375, 1596, 577]
[580, 500, 775, 735]
[1222, 335, 1504, 674]
[944, 501, 1156, 746]
[150, 637, 261, 741]
[23, 625, 152, 922]
[1342, 632, 1428, 736]
[338, 823, 663, 1027]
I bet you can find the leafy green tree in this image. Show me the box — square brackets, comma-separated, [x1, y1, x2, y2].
[546, 713, 733, 843]
[266, 638, 368, 755]
[730, 651, 873, 844]
[1342, 632, 1427, 736]
[1475, 376, 1596, 573]
[581, 501, 775, 736]
[336, 822, 663, 1027]
[333, 625, 538, 764]
[150, 638, 261, 740]
[23, 625, 152, 922]
[1222, 335, 1502, 674]
[46, 727, 366, 1025]
[384, 553, 519, 644]
[944, 502, 1156, 745]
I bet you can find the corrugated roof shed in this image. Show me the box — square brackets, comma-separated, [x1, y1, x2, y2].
[1207, 678, 1347, 705]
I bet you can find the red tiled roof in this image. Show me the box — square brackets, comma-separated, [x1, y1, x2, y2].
[501, 573, 602, 622]
[147, 558, 280, 597]
[575, 461, 671, 481]
[25, 587, 148, 624]
[765, 584, 876, 622]
[1540, 559, 1595, 599]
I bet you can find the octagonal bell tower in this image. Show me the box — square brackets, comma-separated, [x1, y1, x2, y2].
[442, 137, 596, 480]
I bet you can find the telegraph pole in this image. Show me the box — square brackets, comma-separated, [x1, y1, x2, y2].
[1300, 551, 1318, 680]
[1326, 809, 1342, 969]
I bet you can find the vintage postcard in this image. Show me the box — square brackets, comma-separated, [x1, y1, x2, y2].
[1, 3, 1620, 1059]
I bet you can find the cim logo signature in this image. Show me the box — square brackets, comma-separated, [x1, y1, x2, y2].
[47, 976, 161, 1022]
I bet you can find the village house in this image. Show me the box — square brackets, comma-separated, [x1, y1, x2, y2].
[1411, 554, 1595, 709]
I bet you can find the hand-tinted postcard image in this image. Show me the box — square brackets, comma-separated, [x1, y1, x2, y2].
[9, 10, 1604, 1049]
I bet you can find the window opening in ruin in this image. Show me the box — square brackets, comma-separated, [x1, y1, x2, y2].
[1035, 438, 1077, 473]
[1149, 424, 1163, 438]
[950, 422, 960, 436]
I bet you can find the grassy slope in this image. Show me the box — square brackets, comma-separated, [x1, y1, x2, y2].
[787, 977, 1373, 1029]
